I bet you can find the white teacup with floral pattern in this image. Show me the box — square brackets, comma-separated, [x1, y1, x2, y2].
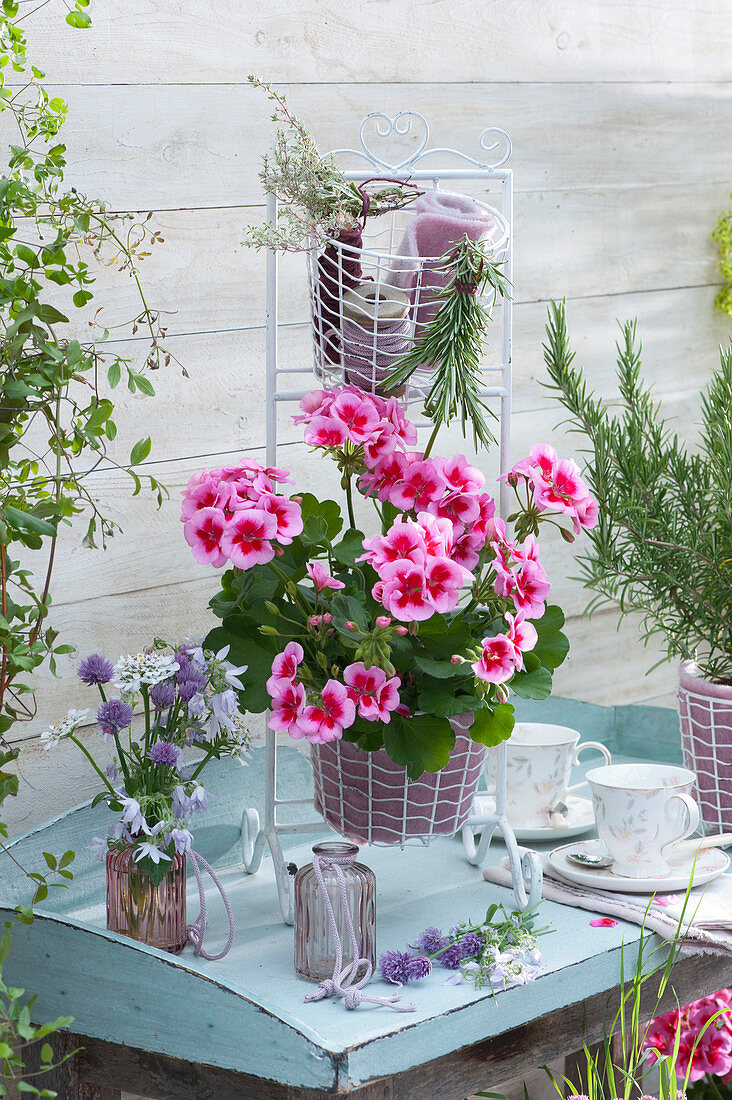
[586, 763, 700, 879]
[486, 723, 612, 829]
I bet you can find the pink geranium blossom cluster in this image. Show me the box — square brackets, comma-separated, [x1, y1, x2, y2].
[181, 461, 303, 570]
[472, 613, 539, 685]
[491, 519, 552, 620]
[506, 444, 599, 534]
[294, 385, 417, 461]
[266, 642, 401, 744]
[644, 990, 732, 1083]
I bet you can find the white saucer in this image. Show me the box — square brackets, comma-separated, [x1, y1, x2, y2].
[471, 793, 596, 842]
[549, 838, 730, 893]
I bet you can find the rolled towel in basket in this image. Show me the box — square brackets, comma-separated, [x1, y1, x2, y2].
[389, 190, 506, 330]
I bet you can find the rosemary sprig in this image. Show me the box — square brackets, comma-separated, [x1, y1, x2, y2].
[385, 235, 511, 450]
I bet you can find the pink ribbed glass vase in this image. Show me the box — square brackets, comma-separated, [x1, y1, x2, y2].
[293, 842, 376, 983]
[106, 846, 187, 954]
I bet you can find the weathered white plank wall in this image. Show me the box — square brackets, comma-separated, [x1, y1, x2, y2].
[5, 0, 732, 833]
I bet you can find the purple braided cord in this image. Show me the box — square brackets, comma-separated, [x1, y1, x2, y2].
[185, 849, 235, 961]
[303, 852, 416, 1013]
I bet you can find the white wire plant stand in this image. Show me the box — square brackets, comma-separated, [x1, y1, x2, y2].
[240, 110, 543, 923]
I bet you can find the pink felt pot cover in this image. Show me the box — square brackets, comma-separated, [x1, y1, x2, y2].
[311, 714, 486, 845]
[678, 660, 732, 833]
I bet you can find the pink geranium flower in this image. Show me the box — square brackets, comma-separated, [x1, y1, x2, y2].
[428, 490, 481, 530]
[359, 520, 427, 571]
[304, 415, 349, 448]
[306, 562, 346, 591]
[220, 508, 278, 570]
[343, 662, 401, 723]
[260, 493, 304, 545]
[266, 642, 304, 698]
[297, 680, 356, 743]
[268, 681, 306, 734]
[183, 507, 228, 567]
[424, 556, 465, 614]
[292, 389, 333, 425]
[414, 511, 454, 558]
[510, 558, 552, 619]
[450, 526, 485, 571]
[328, 391, 381, 443]
[438, 454, 485, 494]
[505, 612, 538, 670]
[472, 634, 517, 684]
[378, 560, 434, 622]
[359, 451, 409, 503]
[389, 458, 447, 512]
[180, 475, 236, 521]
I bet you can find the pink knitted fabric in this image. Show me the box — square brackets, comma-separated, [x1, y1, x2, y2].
[389, 191, 504, 329]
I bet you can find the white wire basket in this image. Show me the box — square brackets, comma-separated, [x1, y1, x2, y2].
[306, 188, 509, 400]
[310, 714, 487, 847]
[678, 678, 732, 834]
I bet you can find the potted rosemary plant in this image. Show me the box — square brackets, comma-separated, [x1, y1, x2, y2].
[543, 300, 732, 832]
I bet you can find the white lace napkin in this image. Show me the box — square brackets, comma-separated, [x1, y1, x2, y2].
[482, 856, 732, 955]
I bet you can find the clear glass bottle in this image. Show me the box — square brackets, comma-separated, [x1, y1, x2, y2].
[106, 845, 187, 954]
[294, 841, 376, 983]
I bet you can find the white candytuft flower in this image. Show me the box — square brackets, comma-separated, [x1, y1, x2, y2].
[113, 652, 180, 693]
[40, 709, 90, 750]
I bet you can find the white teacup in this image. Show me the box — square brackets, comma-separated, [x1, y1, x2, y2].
[486, 723, 612, 829]
[586, 763, 700, 879]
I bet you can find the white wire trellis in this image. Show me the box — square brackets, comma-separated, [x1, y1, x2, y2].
[678, 684, 732, 834]
[241, 110, 542, 923]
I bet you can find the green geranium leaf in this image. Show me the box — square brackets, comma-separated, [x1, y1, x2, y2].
[510, 664, 553, 700]
[414, 655, 470, 679]
[415, 614, 470, 659]
[533, 604, 570, 670]
[301, 513, 329, 546]
[383, 713, 455, 779]
[204, 622, 276, 712]
[470, 703, 515, 746]
[298, 493, 343, 541]
[418, 677, 482, 717]
[331, 593, 369, 632]
[332, 528, 366, 567]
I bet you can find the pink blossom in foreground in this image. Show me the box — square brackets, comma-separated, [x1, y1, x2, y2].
[644, 990, 732, 1082]
[220, 508, 278, 570]
[472, 635, 517, 684]
[268, 681, 307, 735]
[329, 391, 381, 443]
[343, 662, 401, 722]
[379, 560, 435, 622]
[438, 454, 485, 495]
[297, 680, 356, 743]
[506, 444, 598, 533]
[389, 458, 447, 512]
[180, 475, 236, 520]
[260, 493, 304, 545]
[359, 520, 427, 570]
[505, 613, 538, 670]
[424, 556, 465, 615]
[590, 918, 618, 928]
[266, 642, 304, 698]
[306, 561, 346, 592]
[183, 507, 228, 567]
[304, 415, 349, 448]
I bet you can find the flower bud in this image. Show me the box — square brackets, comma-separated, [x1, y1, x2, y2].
[259, 625, 280, 636]
[375, 616, 391, 629]
[451, 654, 464, 664]
[495, 683, 509, 703]
[344, 621, 358, 631]
[559, 526, 576, 544]
[315, 651, 328, 671]
[394, 626, 408, 636]
[264, 601, 280, 616]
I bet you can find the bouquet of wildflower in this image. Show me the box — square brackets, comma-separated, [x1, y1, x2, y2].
[645, 991, 732, 1085]
[41, 642, 252, 884]
[379, 902, 547, 992]
[182, 384, 597, 778]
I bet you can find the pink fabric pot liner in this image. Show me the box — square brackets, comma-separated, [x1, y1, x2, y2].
[677, 660, 732, 833]
[311, 714, 486, 845]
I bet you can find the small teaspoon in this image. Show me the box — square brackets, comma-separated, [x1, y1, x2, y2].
[566, 832, 732, 872]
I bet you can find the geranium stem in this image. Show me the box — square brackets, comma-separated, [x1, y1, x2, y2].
[344, 472, 356, 529]
[422, 422, 441, 461]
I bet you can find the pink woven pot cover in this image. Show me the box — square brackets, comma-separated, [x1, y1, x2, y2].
[311, 714, 486, 845]
[678, 660, 732, 833]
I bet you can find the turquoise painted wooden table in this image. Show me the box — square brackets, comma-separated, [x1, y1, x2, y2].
[4, 700, 729, 1100]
